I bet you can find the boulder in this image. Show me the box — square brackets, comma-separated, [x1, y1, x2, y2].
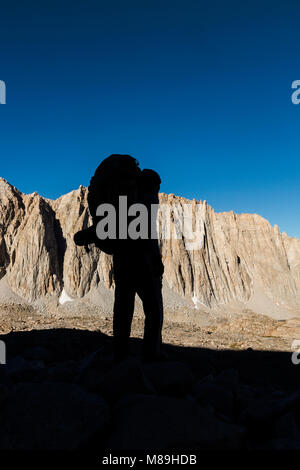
[97, 358, 156, 402]
[215, 368, 239, 393]
[242, 390, 300, 426]
[108, 394, 246, 450]
[5, 356, 45, 381]
[0, 382, 110, 450]
[193, 381, 234, 418]
[142, 361, 195, 396]
[40, 360, 80, 383]
[23, 346, 52, 362]
[275, 412, 300, 440]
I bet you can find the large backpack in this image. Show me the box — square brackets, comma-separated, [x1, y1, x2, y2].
[74, 155, 141, 254]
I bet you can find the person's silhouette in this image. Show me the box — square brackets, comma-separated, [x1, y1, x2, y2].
[113, 167, 164, 363]
[74, 155, 164, 363]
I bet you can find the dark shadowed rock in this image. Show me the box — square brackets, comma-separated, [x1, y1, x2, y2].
[40, 360, 80, 383]
[108, 394, 246, 450]
[23, 346, 52, 362]
[0, 366, 11, 386]
[236, 384, 257, 411]
[269, 438, 300, 450]
[142, 361, 195, 396]
[275, 412, 300, 441]
[78, 347, 109, 374]
[193, 381, 234, 418]
[0, 383, 9, 408]
[215, 368, 239, 393]
[96, 358, 156, 402]
[242, 390, 300, 427]
[0, 382, 110, 449]
[75, 348, 113, 390]
[5, 356, 45, 381]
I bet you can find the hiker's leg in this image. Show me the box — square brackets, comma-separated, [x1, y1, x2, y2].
[113, 281, 135, 362]
[137, 276, 163, 360]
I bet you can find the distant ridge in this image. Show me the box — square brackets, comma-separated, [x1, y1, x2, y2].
[0, 178, 300, 318]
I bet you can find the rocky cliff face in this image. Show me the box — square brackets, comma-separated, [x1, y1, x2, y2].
[158, 194, 300, 315]
[0, 177, 300, 315]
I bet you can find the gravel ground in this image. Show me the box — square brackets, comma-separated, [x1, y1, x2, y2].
[0, 302, 294, 353]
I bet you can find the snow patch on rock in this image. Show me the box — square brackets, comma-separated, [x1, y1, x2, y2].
[59, 289, 74, 305]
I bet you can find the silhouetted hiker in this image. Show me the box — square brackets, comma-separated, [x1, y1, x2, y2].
[74, 154, 140, 255]
[74, 155, 164, 363]
[113, 168, 164, 363]
[139, 169, 164, 280]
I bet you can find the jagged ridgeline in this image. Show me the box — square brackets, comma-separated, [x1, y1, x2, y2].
[0, 177, 300, 316]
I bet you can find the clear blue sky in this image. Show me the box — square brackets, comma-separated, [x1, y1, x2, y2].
[0, 0, 300, 237]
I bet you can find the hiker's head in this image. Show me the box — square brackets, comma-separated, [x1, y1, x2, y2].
[99, 154, 140, 174]
[140, 169, 161, 194]
[96, 154, 141, 197]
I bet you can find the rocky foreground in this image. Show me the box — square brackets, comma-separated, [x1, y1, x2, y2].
[0, 304, 300, 451]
